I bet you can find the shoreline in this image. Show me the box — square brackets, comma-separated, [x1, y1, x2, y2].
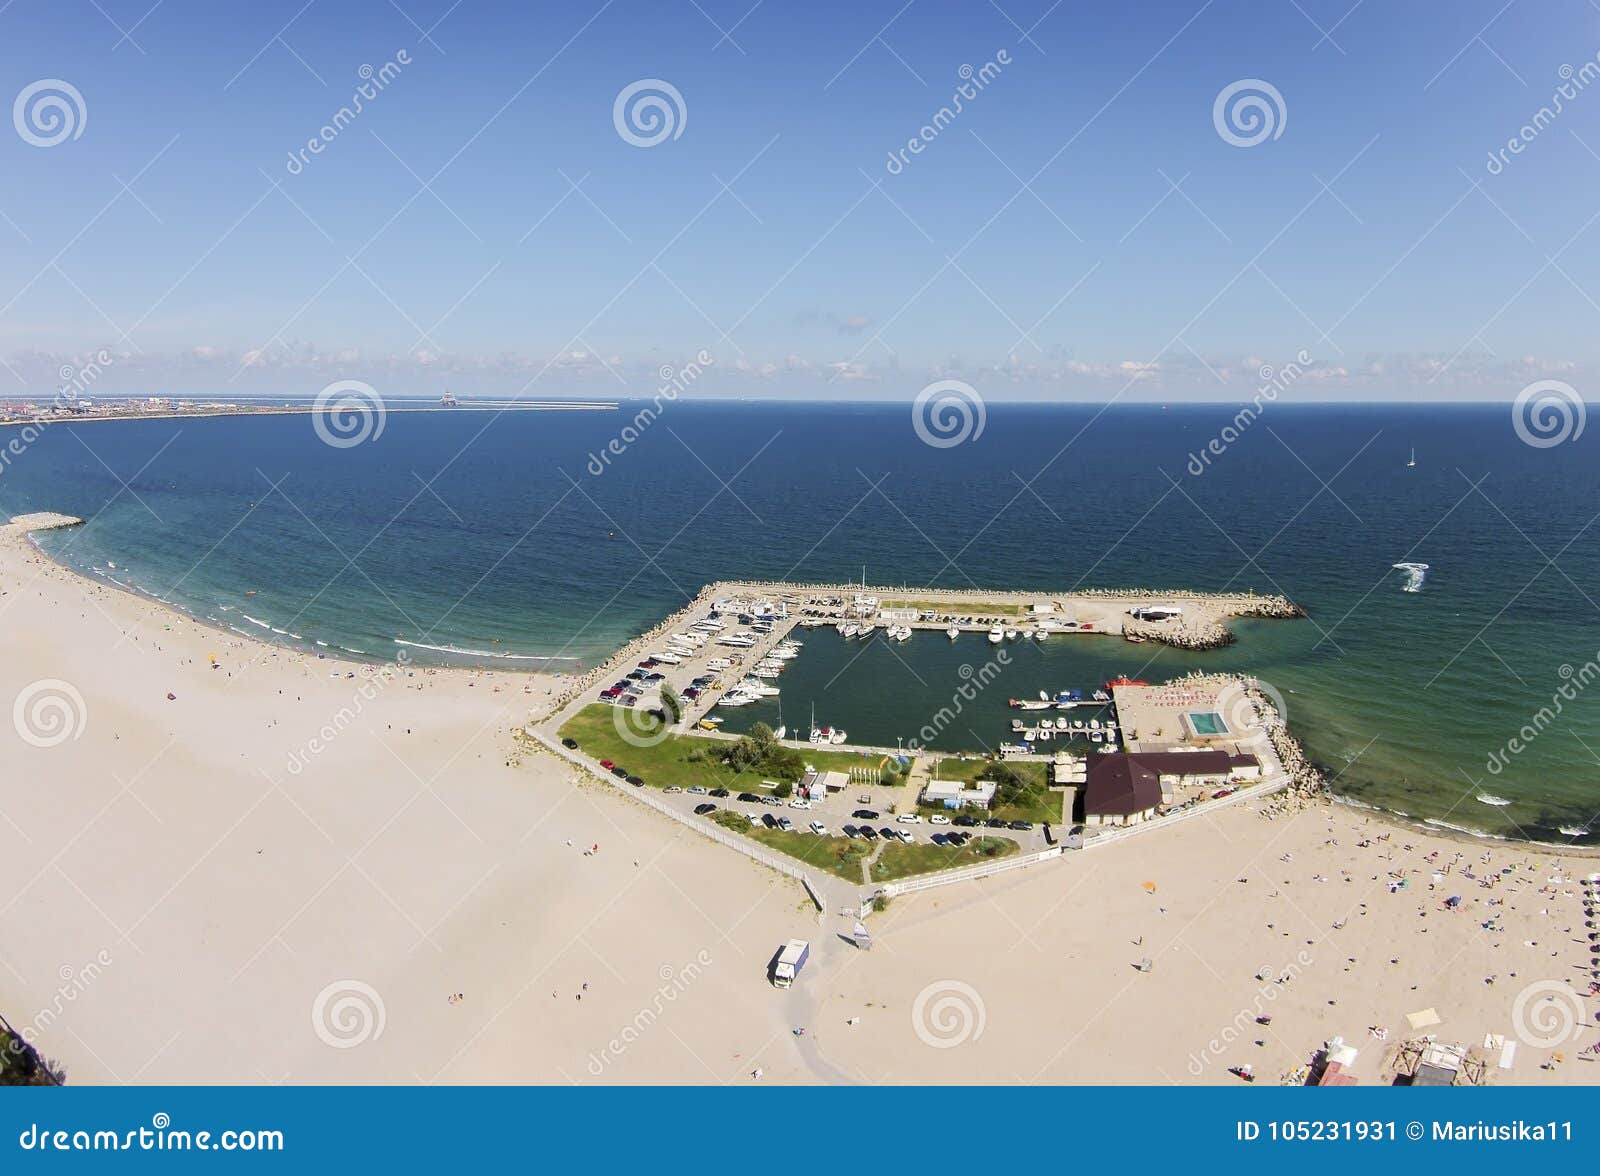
[7, 514, 573, 699]
[11, 513, 1580, 855]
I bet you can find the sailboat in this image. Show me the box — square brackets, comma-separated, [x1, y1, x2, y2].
[1406, 447, 1416, 468]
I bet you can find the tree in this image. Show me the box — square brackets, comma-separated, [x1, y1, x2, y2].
[660, 683, 683, 726]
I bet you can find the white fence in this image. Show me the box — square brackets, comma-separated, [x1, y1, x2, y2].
[529, 732, 827, 915]
[1080, 772, 1289, 851]
[879, 846, 1063, 897]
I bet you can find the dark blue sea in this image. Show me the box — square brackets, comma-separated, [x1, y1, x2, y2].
[3, 400, 1597, 840]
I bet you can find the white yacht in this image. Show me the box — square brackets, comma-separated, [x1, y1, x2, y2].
[987, 625, 1004, 644]
[946, 624, 960, 640]
[838, 622, 859, 638]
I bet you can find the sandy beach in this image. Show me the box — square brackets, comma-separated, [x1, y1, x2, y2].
[2, 515, 1596, 1086]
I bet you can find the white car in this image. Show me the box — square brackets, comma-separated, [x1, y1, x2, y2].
[929, 814, 951, 825]
[687, 785, 709, 795]
[897, 829, 916, 843]
[809, 820, 828, 836]
[788, 798, 812, 810]
[895, 813, 921, 823]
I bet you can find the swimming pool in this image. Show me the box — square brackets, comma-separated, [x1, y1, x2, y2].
[1184, 711, 1229, 737]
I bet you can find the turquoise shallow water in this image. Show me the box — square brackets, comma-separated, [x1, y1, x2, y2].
[2, 400, 1597, 840]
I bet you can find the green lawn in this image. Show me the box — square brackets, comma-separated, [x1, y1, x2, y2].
[915, 757, 1062, 824]
[558, 705, 879, 793]
[881, 598, 1030, 616]
[709, 810, 870, 882]
[869, 835, 1019, 882]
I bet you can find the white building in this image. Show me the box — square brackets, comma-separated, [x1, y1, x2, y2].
[921, 778, 998, 810]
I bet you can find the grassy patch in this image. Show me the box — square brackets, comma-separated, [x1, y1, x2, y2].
[881, 598, 1030, 616]
[558, 705, 880, 793]
[709, 810, 871, 882]
[916, 757, 1062, 824]
[869, 835, 1019, 882]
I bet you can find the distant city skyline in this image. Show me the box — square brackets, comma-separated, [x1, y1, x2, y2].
[3, 0, 1599, 400]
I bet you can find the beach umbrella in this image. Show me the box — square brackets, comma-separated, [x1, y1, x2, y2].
[1142, 881, 1158, 893]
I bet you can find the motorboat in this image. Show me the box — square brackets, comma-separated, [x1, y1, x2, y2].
[946, 624, 960, 640]
[987, 626, 1004, 644]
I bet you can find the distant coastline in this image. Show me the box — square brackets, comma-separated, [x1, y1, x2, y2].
[0, 402, 617, 428]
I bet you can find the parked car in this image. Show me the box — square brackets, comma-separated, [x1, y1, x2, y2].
[626, 775, 644, 787]
[842, 825, 860, 839]
[895, 813, 921, 824]
[736, 792, 761, 803]
[609, 766, 627, 778]
[777, 817, 794, 832]
[808, 820, 827, 835]
[929, 815, 951, 825]
[878, 827, 897, 841]
[761, 813, 779, 829]
[1008, 820, 1033, 831]
[788, 799, 811, 810]
[709, 788, 730, 798]
[561, 737, 578, 749]
[693, 803, 717, 815]
[687, 785, 709, 795]
[953, 815, 978, 827]
[946, 831, 969, 846]
[664, 786, 683, 794]
[985, 818, 1007, 828]
[852, 809, 879, 820]
[599, 759, 615, 771]
[860, 826, 879, 842]
[896, 829, 916, 843]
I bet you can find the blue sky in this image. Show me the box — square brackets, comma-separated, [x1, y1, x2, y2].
[1, 0, 1598, 399]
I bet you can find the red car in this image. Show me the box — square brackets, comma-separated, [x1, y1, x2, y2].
[600, 759, 615, 771]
